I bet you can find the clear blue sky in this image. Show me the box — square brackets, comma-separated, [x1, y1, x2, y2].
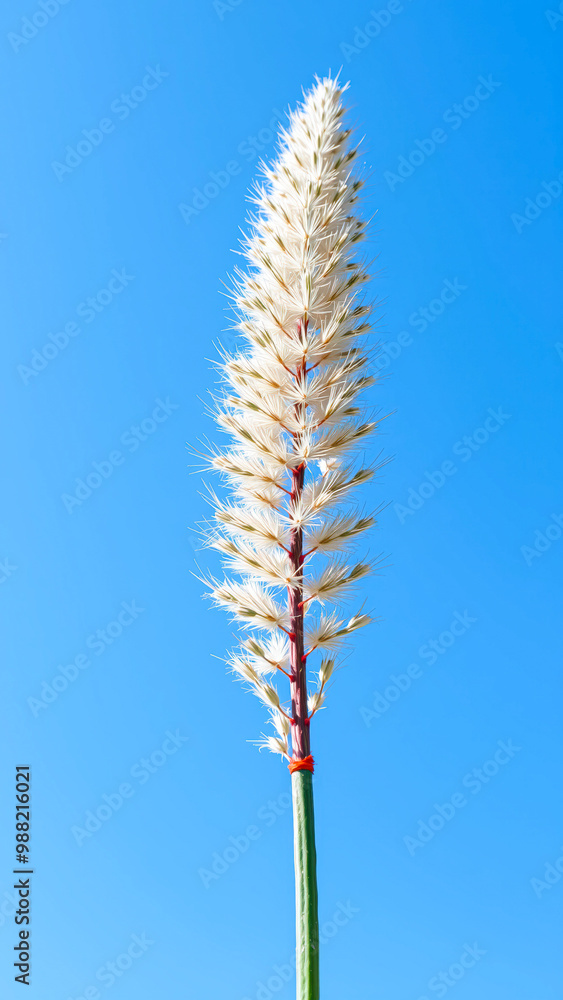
[1, 0, 562, 997]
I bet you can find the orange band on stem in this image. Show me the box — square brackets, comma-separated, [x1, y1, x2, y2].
[288, 755, 314, 774]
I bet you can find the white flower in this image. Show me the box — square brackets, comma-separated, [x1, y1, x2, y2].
[202, 75, 381, 757]
[318, 458, 340, 477]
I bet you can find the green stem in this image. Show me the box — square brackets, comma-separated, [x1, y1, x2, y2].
[292, 769, 319, 1000]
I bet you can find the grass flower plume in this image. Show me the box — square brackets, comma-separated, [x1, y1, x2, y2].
[201, 75, 381, 1000]
[205, 76, 380, 757]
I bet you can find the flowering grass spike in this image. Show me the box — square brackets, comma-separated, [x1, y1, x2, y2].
[203, 75, 381, 1000]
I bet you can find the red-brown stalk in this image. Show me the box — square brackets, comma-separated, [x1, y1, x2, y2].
[288, 328, 309, 761]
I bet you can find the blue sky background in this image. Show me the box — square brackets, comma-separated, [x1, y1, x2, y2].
[1, 0, 562, 997]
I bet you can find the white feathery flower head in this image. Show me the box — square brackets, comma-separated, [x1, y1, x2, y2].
[318, 457, 340, 477]
[239, 634, 290, 676]
[202, 75, 382, 761]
